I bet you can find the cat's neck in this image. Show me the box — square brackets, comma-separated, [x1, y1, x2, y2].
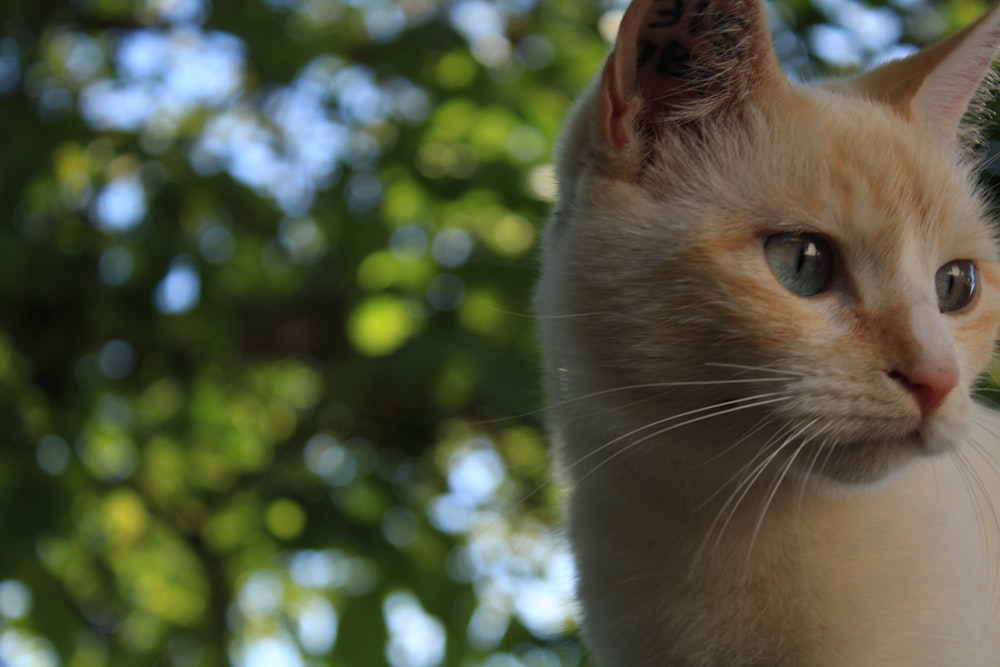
[562, 411, 1000, 665]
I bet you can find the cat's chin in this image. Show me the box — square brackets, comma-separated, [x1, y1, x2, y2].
[809, 436, 925, 486]
[808, 418, 968, 487]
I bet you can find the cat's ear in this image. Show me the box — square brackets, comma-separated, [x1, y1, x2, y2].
[600, 0, 787, 157]
[843, 5, 1000, 141]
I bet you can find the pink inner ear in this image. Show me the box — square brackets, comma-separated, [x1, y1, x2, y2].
[845, 5, 1000, 140]
[600, 5, 645, 151]
[911, 14, 1000, 135]
[601, 57, 631, 151]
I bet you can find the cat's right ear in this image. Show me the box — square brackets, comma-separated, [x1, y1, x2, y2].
[600, 0, 788, 164]
[839, 4, 1000, 144]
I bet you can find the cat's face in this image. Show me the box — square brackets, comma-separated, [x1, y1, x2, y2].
[553, 96, 1000, 485]
[538, 0, 1000, 486]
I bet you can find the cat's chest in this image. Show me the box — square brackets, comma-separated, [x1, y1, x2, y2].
[782, 455, 1000, 665]
[565, 437, 1000, 666]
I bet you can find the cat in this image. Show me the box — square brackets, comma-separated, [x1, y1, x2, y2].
[535, 0, 1000, 664]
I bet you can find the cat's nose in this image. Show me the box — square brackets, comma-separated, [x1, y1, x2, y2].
[887, 364, 959, 419]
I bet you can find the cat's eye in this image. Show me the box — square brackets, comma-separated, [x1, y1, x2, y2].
[935, 260, 977, 313]
[764, 233, 834, 297]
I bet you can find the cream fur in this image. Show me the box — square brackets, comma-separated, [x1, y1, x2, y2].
[536, 1, 1000, 664]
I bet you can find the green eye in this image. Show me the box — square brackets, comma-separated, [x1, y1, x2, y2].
[935, 260, 976, 313]
[764, 233, 834, 297]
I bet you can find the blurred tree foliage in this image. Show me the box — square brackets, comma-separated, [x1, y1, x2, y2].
[0, 0, 995, 665]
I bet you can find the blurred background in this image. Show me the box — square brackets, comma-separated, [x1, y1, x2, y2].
[0, 0, 997, 665]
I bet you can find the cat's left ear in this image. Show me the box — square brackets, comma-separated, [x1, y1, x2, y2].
[598, 0, 790, 172]
[842, 5, 1000, 141]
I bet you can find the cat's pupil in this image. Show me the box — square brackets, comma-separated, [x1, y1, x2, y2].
[935, 260, 977, 313]
[764, 233, 834, 297]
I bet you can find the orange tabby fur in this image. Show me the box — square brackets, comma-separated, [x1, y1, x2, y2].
[536, 0, 1000, 664]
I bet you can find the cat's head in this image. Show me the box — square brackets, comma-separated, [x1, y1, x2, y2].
[537, 0, 1000, 485]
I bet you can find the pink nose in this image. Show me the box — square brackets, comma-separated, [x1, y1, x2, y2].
[888, 365, 959, 419]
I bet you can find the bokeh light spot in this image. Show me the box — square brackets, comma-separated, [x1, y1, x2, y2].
[155, 257, 201, 314]
[0, 38, 20, 95]
[78, 427, 138, 482]
[234, 636, 303, 667]
[506, 126, 546, 163]
[434, 51, 477, 89]
[448, 440, 504, 508]
[490, 214, 535, 257]
[431, 229, 473, 268]
[93, 174, 147, 232]
[0, 630, 59, 667]
[98, 246, 135, 286]
[198, 224, 235, 263]
[296, 595, 339, 655]
[36, 434, 70, 475]
[103, 488, 149, 546]
[98, 340, 136, 379]
[265, 498, 306, 541]
[303, 434, 358, 486]
[347, 295, 420, 357]
[0, 581, 32, 620]
[381, 507, 419, 547]
[389, 225, 428, 261]
[384, 591, 446, 667]
[427, 274, 466, 311]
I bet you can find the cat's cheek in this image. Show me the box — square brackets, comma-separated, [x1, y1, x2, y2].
[678, 232, 838, 346]
[950, 271, 1000, 384]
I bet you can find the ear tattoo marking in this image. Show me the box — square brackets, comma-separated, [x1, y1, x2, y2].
[634, 1, 748, 84]
[657, 41, 695, 78]
[648, 0, 685, 28]
[636, 38, 695, 81]
[637, 39, 660, 69]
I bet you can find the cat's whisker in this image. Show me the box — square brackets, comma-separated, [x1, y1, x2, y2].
[704, 362, 807, 378]
[477, 393, 796, 554]
[567, 393, 794, 480]
[489, 394, 795, 544]
[738, 420, 823, 559]
[570, 396, 798, 510]
[700, 422, 807, 558]
[967, 418, 1000, 477]
[473, 377, 794, 425]
[793, 433, 835, 530]
[956, 448, 999, 588]
[746, 417, 827, 572]
[688, 413, 781, 472]
[690, 416, 786, 509]
[706, 423, 799, 517]
[496, 309, 612, 320]
[965, 421, 1000, 578]
[948, 446, 1000, 635]
[574, 396, 789, 506]
[700, 438, 787, 558]
[743, 426, 821, 576]
[960, 439, 1000, 538]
